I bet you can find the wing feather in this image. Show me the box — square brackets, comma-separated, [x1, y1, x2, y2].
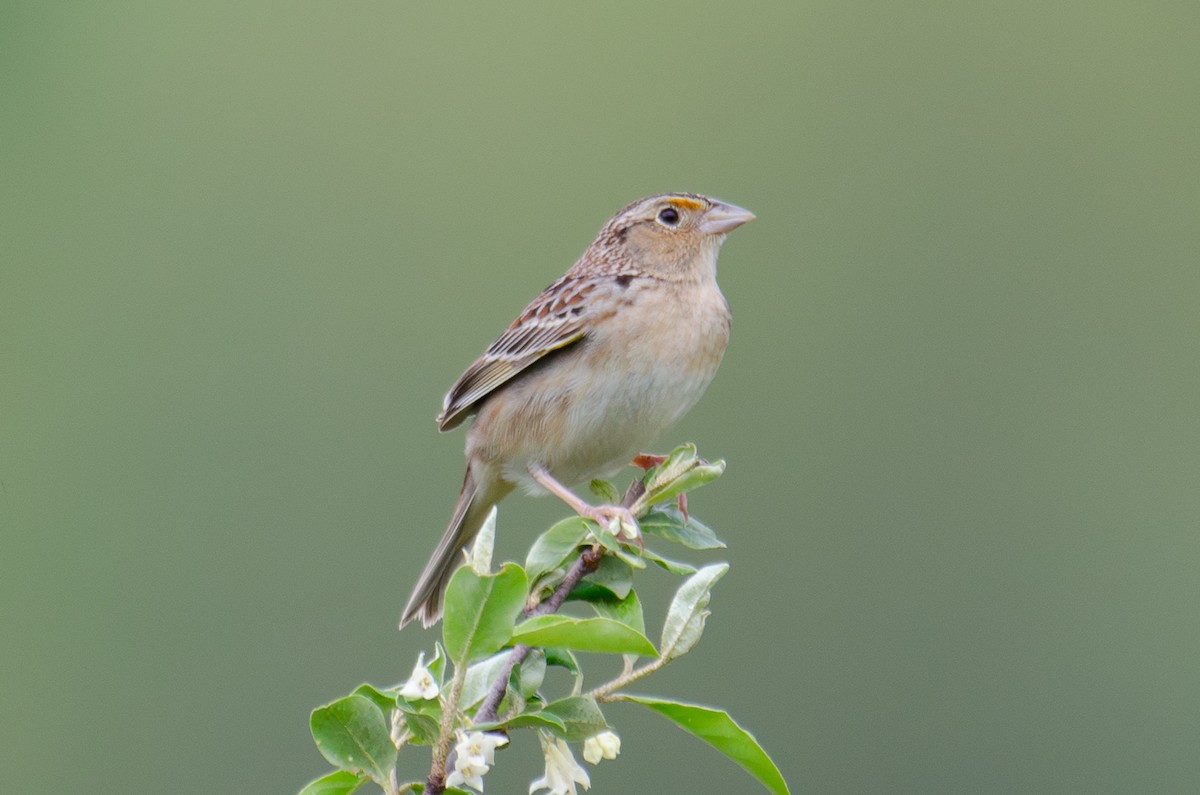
[436, 275, 600, 430]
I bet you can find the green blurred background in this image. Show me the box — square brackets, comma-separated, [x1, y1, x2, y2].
[3, 2, 1198, 792]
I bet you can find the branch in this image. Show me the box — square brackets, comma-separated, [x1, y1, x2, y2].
[587, 655, 667, 702]
[426, 655, 469, 794]
[473, 545, 604, 725]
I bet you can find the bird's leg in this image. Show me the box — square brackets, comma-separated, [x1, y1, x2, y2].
[528, 463, 640, 543]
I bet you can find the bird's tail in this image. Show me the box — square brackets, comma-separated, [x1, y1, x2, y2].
[401, 469, 509, 628]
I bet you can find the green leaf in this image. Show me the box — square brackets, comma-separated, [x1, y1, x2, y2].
[640, 547, 697, 575]
[564, 581, 612, 604]
[473, 710, 566, 733]
[643, 460, 724, 508]
[298, 769, 368, 795]
[588, 478, 620, 503]
[623, 696, 790, 795]
[645, 443, 699, 481]
[661, 563, 727, 660]
[310, 695, 396, 785]
[588, 588, 646, 637]
[442, 562, 527, 663]
[640, 506, 726, 550]
[350, 684, 398, 714]
[502, 665, 527, 716]
[634, 444, 726, 511]
[467, 505, 498, 574]
[525, 518, 590, 584]
[511, 615, 657, 656]
[589, 523, 647, 569]
[543, 647, 580, 674]
[427, 643, 447, 685]
[578, 554, 633, 599]
[540, 695, 609, 741]
[517, 648, 547, 697]
[460, 650, 513, 710]
[395, 698, 440, 745]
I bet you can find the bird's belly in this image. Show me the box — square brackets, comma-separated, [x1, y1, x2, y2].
[553, 362, 714, 480]
[476, 335, 725, 493]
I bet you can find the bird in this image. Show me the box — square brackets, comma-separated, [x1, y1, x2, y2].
[401, 192, 755, 627]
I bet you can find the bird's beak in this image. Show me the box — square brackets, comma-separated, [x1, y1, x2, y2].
[699, 200, 756, 235]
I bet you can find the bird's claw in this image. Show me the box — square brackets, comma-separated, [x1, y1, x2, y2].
[583, 504, 642, 549]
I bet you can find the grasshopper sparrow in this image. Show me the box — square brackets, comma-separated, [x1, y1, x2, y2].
[402, 193, 754, 627]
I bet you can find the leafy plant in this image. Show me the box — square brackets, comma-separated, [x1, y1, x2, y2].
[299, 445, 789, 795]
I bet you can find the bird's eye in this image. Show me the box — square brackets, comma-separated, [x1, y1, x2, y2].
[657, 206, 680, 226]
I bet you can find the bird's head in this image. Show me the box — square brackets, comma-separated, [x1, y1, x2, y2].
[591, 193, 755, 279]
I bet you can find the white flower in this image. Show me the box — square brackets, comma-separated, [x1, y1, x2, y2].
[458, 730, 509, 766]
[582, 730, 620, 765]
[398, 653, 439, 700]
[529, 733, 590, 795]
[446, 755, 488, 792]
[445, 730, 508, 793]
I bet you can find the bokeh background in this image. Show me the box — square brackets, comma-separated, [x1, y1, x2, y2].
[3, 2, 1198, 792]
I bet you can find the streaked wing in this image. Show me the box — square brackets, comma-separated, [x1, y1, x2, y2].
[437, 274, 602, 430]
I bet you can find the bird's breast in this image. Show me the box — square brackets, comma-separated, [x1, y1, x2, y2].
[470, 279, 730, 492]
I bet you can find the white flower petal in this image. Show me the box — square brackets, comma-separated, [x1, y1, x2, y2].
[530, 733, 590, 794]
[398, 653, 440, 700]
[460, 730, 509, 765]
[582, 730, 620, 764]
[447, 760, 486, 792]
[446, 730, 507, 793]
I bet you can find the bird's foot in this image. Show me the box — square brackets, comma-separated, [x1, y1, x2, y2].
[581, 503, 642, 548]
[527, 462, 643, 548]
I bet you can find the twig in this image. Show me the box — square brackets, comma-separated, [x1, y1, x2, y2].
[473, 545, 605, 724]
[426, 657, 468, 795]
[587, 655, 667, 702]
